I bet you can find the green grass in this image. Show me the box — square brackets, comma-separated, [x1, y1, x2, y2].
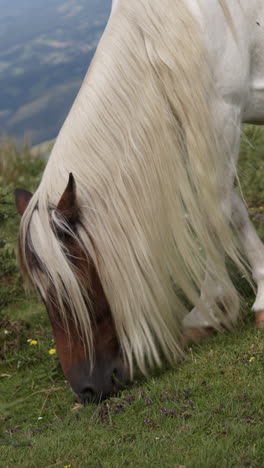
[1, 323, 264, 468]
[1, 127, 264, 468]
[0, 138, 46, 309]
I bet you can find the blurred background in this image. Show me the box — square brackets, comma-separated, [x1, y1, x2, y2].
[0, 0, 111, 145]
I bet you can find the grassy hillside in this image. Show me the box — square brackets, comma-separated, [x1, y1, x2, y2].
[0, 126, 264, 467]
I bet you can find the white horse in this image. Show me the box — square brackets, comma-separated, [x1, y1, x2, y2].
[15, 0, 264, 402]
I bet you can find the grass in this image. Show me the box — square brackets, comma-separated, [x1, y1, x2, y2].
[0, 127, 264, 468]
[0, 138, 46, 310]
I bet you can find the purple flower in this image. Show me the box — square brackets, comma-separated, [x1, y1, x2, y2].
[160, 408, 177, 416]
[145, 397, 153, 405]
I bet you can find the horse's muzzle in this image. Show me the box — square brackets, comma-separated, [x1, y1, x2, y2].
[67, 353, 130, 403]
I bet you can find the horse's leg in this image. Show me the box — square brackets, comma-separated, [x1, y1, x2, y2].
[182, 227, 239, 342]
[232, 191, 264, 328]
[183, 190, 264, 343]
[182, 264, 233, 343]
[183, 103, 242, 343]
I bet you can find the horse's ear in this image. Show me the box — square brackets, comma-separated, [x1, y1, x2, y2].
[15, 188, 33, 216]
[57, 173, 79, 224]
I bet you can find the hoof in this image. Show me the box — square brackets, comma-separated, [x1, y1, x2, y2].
[255, 311, 264, 328]
[183, 326, 213, 346]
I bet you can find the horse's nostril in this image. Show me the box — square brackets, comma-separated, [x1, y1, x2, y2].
[79, 386, 96, 403]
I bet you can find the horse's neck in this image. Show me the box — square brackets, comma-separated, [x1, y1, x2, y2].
[49, 0, 264, 177]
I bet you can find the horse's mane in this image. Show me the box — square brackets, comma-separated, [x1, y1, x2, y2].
[19, 0, 245, 373]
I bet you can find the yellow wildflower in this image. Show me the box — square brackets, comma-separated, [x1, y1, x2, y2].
[64, 465, 71, 468]
[28, 339, 38, 345]
[249, 357, 255, 362]
[49, 348, 57, 355]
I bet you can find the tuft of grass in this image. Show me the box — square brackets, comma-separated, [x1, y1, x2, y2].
[239, 125, 264, 239]
[240, 125, 264, 204]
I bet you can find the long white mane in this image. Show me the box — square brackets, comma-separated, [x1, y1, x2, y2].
[19, 0, 245, 373]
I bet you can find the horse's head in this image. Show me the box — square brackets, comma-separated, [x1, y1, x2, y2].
[15, 175, 130, 403]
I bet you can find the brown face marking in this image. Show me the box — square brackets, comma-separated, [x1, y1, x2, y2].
[47, 310, 85, 376]
[46, 235, 119, 378]
[48, 301, 118, 377]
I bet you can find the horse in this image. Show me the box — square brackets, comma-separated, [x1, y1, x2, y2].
[15, 0, 264, 403]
